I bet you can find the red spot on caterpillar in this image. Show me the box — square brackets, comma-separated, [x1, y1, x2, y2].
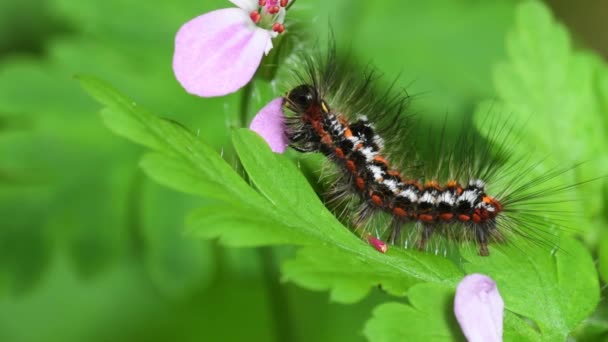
[373, 156, 389, 166]
[472, 212, 482, 223]
[387, 170, 401, 179]
[356, 177, 366, 190]
[493, 200, 503, 213]
[344, 128, 353, 138]
[311, 120, 324, 134]
[484, 196, 503, 214]
[321, 134, 332, 145]
[440, 213, 453, 221]
[458, 214, 471, 222]
[354, 143, 364, 150]
[392, 207, 407, 217]
[367, 236, 388, 253]
[371, 194, 383, 206]
[346, 160, 356, 172]
[419, 214, 434, 222]
[335, 148, 345, 159]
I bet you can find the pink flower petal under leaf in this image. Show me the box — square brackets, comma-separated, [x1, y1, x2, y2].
[173, 8, 272, 97]
[454, 274, 504, 342]
[249, 97, 288, 153]
[367, 236, 388, 253]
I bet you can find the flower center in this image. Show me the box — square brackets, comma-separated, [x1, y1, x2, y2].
[249, 0, 289, 34]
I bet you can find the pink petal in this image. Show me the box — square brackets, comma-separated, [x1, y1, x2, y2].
[367, 236, 388, 253]
[249, 98, 288, 153]
[173, 8, 272, 97]
[454, 274, 504, 342]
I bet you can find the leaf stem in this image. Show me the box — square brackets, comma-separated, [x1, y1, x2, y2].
[286, 0, 297, 11]
[238, 82, 254, 128]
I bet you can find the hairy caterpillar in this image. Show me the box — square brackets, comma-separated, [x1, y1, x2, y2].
[278, 47, 575, 256]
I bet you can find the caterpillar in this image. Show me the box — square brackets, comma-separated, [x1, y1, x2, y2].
[279, 46, 576, 256]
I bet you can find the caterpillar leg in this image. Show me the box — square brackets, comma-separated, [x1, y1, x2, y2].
[475, 226, 490, 256]
[416, 224, 435, 251]
[388, 219, 404, 244]
[352, 201, 377, 235]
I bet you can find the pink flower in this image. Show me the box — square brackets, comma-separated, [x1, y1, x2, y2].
[173, 0, 291, 97]
[249, 97, 289, 153]
[454, 274, 504, 342]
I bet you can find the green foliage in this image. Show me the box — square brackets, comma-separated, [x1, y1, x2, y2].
[364, 283, 465, 342]
[476, 1, 608, 219]
[79, 75, 465, 300]
[0, 0, 236, 298]
[464, 239, 598, 341]
[80, 59, 600, 340]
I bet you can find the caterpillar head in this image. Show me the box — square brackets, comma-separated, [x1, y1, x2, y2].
[284, 84, 319, 116]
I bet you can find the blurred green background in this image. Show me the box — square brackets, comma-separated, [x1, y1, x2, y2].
[0, 0, 606, 341]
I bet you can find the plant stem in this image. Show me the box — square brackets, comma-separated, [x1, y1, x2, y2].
[126, 169, 145, 259]
[237, 82, 294, 342]
[260, 247, 295, 342]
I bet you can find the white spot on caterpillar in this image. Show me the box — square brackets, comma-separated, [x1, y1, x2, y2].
[383, 179, 399, 192]
[348, 136, 361, 145]
[397, 188, 418, 202]
[373, 135, 385, 149]
[367, 164, 384, 180]
[438, 191, 455, 205]
[469, 179, 486, 189]
[458, 190, 479, 206]
[419, 191, 436, 205]
[361, 146, 377, 162]
[477, 201, 496, 212]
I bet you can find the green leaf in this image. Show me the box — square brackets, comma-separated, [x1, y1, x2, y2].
[232, 129, 346, 239]
[78, 75, 261, 206]
[81, 77, 596, 341]
[599, 232, 608, 283]
[233, 129, 463, 301]
[187, 203, 314, 247]
[81, 77, 465, 304]
[281, 246, 433, 303]
[463, 238, 599, 341]
[479, 1, 608, 219]
[363, 283, 465, 342]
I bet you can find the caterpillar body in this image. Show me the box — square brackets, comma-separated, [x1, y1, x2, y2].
[280, 48, 572, 256]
